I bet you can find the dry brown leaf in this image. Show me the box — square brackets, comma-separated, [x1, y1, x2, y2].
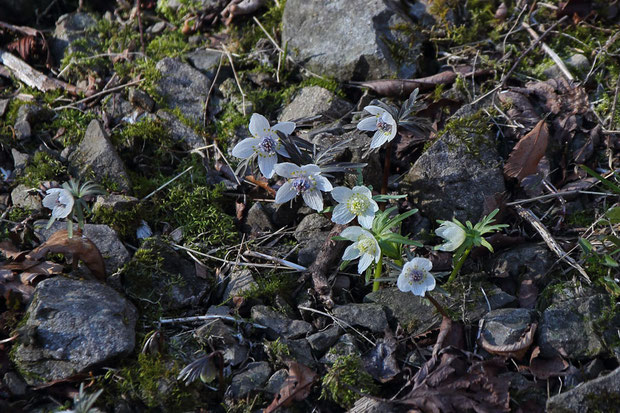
[26, 230, 106, 281]
[264, 361, 317, 413]
[504, 119, 549, 182]
[529, 346, 569, 380]
[480, 322, 537, 360]
[0, 240, 27, 260]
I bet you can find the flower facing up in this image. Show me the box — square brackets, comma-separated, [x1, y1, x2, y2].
[397, 257, 436, 297]
[356, 105, 398, 149]
[331, 185, 378, 228]
[340, 226, 381, 273]
[42, 188, 74, 220]
[231, 113, 294, 178]
[435, 220, 466, 251]
[274, 163, 332, 211]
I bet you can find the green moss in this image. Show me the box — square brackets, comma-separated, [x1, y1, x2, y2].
[266, 337, 291, 363]
[300, 76, 345, 98]
[18, 152, 67, 187]
[239, 272, 295, 304]
[438, 108, 497, 160]
[232, 0, 286, 53]
[583, 390, 620, 413]
[429, 0, 499, 45]
[321, 354, 377, 410]
[37, 108, 96, 147]
[146, 30, 193, 61]
[156, 0, 204, 25]
[92, 205, 141, 240]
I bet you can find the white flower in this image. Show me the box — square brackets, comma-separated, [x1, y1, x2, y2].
[356, 105, 398, 149]
[436, 221, 466, 251]
[340, 226, 381, 273]
[136, 220, 153, 240]
[42, 188, 74, 219]
[397, 257, 436, 297]
[274, 163, 333, 211]
[231, 113, 294, 178]
[331, 186, 378, 228]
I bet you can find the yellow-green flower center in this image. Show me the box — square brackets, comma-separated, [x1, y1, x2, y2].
[404, 267, 425, 284]
[347, 193, 369, 215]
[357, 236, 376, 255]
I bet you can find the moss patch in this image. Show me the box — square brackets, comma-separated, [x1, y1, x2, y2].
[17, 152, 67, 187]
[321, 354, 377, 410]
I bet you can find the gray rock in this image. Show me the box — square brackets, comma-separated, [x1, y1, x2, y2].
[481, 308, 538, 348]
[245, 202, 275, 234]
[128, 88, 155, 112]
[320, 334, 361, 364]
[294, 213, 333, 267]
[265, 369, 288, 394]
[11, 184, 41, 210]
[155, 58, 211, 124]
[12, 277, 137, 385]
[68, 120, 131, 192]
[17, 104, 53, 125]
[52, 13, 97, 65]
[186, 49, 230, 80]
[402, 104, 505, 222]
[307, 325, 343, 354]
[195, 319, 248, 366]
[0, 99, 9, 117]
[36, 220, 131, 276]
[92, 194, 139, 213]
[279, 86, 352, 122]
[3, 372, 27, 396]
[224, 268, 257, 300]
[547, 366, 620, 413]
[544, 53, 590, 79]
[365, 283, 516, 335]
[156, 110, 207, 150]
[251, 305, 313, 340]
[123, 238, 209, 310]
[538, 293, 608, 360]
[282, 0, 420, 81]
[103, 94, 135, 123]
[228, 361, 272, 399]
[285, 338, 317, 367]
[12, 149, 30, 172]
[332, 304, 388, 333]
[489, 243, 554, 280]
[14, 120, 32, 141]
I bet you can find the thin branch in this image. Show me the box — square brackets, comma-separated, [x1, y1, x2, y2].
[140, 166, 193, 201]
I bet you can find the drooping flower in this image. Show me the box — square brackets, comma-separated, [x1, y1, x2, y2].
[340, 226, 381, 273]
[397, 257, 436, 297]
[331, 185, 379, 228]
[274, 163, 332, 211]
[356, 105, 398, 149]
[231, 113, 294, 178]
[42, 188, 74, 220]
[435, 220, 467, 251]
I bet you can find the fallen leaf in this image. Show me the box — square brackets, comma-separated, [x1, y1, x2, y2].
[504, 119, 549, 182]
[529, 346, 569, 380]
[518, 278, 538, 309]
[0, 240, 27, 260]
[264, 361, 317, 413]
[26, 230, 106, 281]
[495, 2, 508, 21]
[480, 322, 537, 360]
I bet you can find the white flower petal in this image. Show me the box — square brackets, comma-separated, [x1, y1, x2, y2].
[342, 244, 361, 260]
[273, 162, 300, 178]
[357, 253, 374, 273]
[332, 204, 356, 225]
[331, 186, 353, 203]
[249, 113, 270, 138]
[364, 105, 386, 116]
[357, 213, 374, 229]
[370, 129, 388, 148]
[52, 203, 72, 219]
[411, 257, 433, 272]
[302, 189, 323, 211]
[340, 226, 366, 241]
[411, 284, 426, 297]
[353, 186, 373, 199]
[423, 273, 436, 292]
[272, 121, 296, 136]
[275, 181, 297, 204]
[275, 144, 290, 158]
[42, 188, 63, 209]
[314, 175, 333, 192]
[368, 198, 380, 213]
[258, 153, 278, 178]
[357, 116, 378, 131]
[301, 164, 321, 174]
[397, 271, 413, 293]
[436, 222, 466, 251]
[231, 138, 257, 159]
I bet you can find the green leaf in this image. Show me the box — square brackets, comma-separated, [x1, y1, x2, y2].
[378, 240, 400, 259]
[606, 207, 620, 224]
[603, 255, 619, 268]
[381, 232, 422, 247]
[384, 209, 418, 231]
[578, 237, 594, 253]
[373, 194, 407, 202]
[579, 165, 620, 194]
[480, 238, 494, 252]
[332, 236, 349, 241]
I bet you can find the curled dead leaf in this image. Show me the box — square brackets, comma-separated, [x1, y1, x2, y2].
[504, 119, 549, 182]
[529, 346, 569, 380]
[264, 361, 317, 413]
[480, 322, 537, 360]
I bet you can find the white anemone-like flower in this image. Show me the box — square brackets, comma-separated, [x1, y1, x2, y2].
[340, 226, 381, 274]
[436, 221, 466, 251]
[397, 257, 436, 297]
[357, 105, 398, 149]
[42, 188, 74, 219]
[231, 113, 294, 178]
[331, 186, 378, 228]
[274, 163, 333, 211]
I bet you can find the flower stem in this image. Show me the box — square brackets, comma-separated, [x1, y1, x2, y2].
[372, 256, 383, 292]
[426, 292, 451, 320]
[447, 246, 471, 283]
